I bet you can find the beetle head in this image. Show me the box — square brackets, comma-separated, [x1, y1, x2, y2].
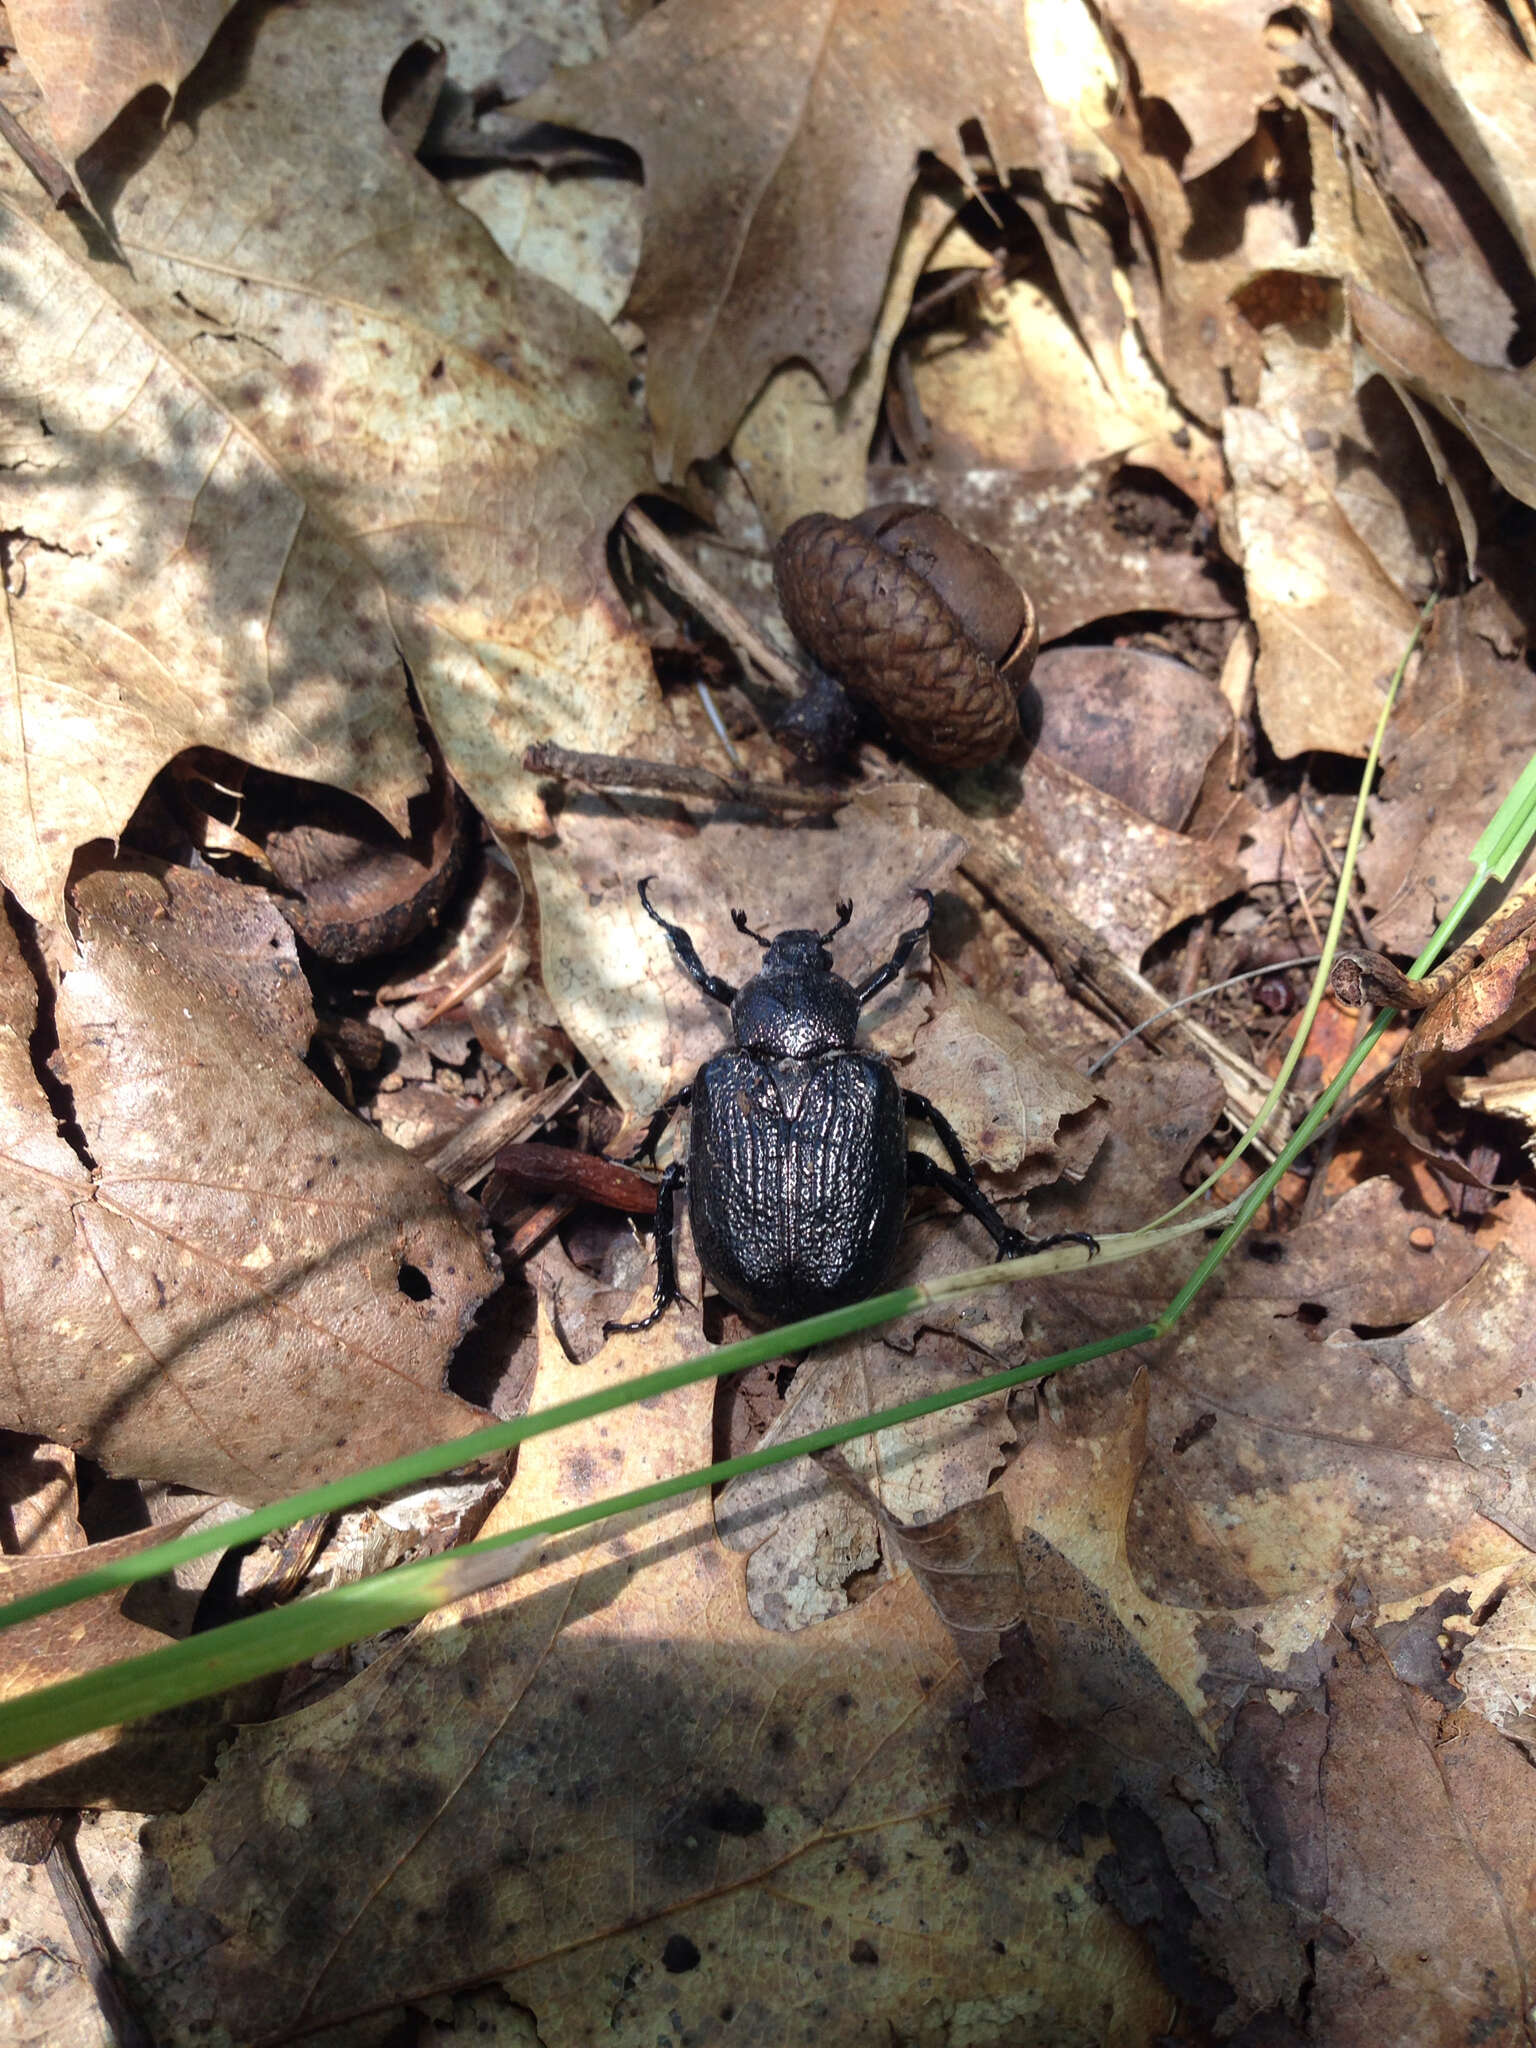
[729, 910, 861, 1059]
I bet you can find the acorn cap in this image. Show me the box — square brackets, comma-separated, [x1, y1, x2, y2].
[773, 507, 1036, 767]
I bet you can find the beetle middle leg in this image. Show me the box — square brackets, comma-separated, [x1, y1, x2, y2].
[616, 1085, 692, 1166]
[903, 1091, 1098, 1262]
[604, 1161, 688, 1335]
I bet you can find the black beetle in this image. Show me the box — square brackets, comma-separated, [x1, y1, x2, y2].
[607, 878, 1096, 1332]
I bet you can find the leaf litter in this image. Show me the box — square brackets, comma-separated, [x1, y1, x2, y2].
[1, 0, 1536, 2041]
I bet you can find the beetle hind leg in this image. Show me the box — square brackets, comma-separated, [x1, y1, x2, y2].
[603, 1162, 689, 1336]
[904, 1090, 1098, 1262]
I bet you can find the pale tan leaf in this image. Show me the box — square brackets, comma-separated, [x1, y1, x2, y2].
[0, 0, 656, 926]
[143, 1308, 1295, 2044]
[731, 183, 957, 536]
[1361, 585, 1536, 952]
[1221, 397, 1418, 759]
[1347, 0, 1536, 277]
[519, 0, 1069, 478]
[1350, 279, 1536, 510]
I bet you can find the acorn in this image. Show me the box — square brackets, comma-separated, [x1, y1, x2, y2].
[773, 504, 1038, 767]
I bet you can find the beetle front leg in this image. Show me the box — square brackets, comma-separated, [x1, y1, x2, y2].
[603, 1161, 687, 1335]
[903, 1090, 1098, 1261]
[854, 889, 934, 1007]
[638, 878, 738, 1007]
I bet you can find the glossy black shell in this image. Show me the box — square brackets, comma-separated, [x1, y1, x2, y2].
[688, 1048, 908, 1323]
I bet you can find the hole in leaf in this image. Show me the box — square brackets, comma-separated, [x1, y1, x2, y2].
[397, 1260, 432, 1301]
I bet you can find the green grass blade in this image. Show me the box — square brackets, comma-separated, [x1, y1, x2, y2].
[0, 1318, 1158, 1765]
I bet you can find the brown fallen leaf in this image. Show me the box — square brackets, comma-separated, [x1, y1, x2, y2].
[1024, 1054, 1499, 1606]
[908, 249, 1168, 476]
[1390, 922, 1536, 1180]
[1373, 75, 1526, 367]
[1351, 280, 1536, 511]
[1360, 585, 1536, 954]
[940, 748, 1245, 965]
[70, 860, 316, 1057]
[991, 1380, 1306, 2025]
[5, 0, 236, 167]
[864, 461, 1236, 646]
[732, 183, 957, 535]
[1105, 101, 1263, 428]
[1029, 645, 1234, 832]
[1099, 0, 1281, 181]
[1345, 0, 1536, 281]
[0, 1436, 82, 1558]
[0, 0, 656, 928]
[0, 1515, 231, 1812]
[1459, 1575, 1536, 1751]
[0, 884, 495, 1502]
[1112, 1226, 1525, 1608]
[817, 1465, 1025, 1684]
[142, 1311, 1302, 2043]
[0, 1849, 117, 2046]
[1313, 1625, 1536, 2048]
[1221, 381, 1419, 760]
[518, 0, 1068, 478]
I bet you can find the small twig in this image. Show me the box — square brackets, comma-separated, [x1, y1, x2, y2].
[1283, 797, 1326, 954]
[1296, 775, 1377, 952]
[1177, 915, 1212, 1002]
[46, 1833, 152, 2048]
[416, 939, 514, 1028]
[506, 1196, 574, 1260]
[425, 1071, 587, 1191]
[620, 503, 802, 697]
[522, 741, 843, 813]
[0, 103, 77, 207]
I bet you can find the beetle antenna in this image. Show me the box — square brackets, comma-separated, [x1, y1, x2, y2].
[820, 900, 853, 944]
[731, 908, 772, 948]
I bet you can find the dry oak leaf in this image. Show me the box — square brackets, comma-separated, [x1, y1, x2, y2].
[5, 0, 237, 167]
[1099, 0, 1281, 180]
[1313, 1626, 1536, 2048]
[0, 1513, 224, 1813]
[1360, 585, 1536, 955]
[0, 883, 494, 1503]
[147, 1304, 1174, 2047]
[866, 461, 1235, 649]
[1017, 1075, 1499, 1611]
[1346, 0, 1536, 282]
[0, 0, 656, 928]
[1350, 279, 1536, 512]
[1221, 392, 1418, 761]
[519, 0, 1069, 479]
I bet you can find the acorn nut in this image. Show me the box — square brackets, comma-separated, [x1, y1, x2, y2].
[773, 504, 1038, 767]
